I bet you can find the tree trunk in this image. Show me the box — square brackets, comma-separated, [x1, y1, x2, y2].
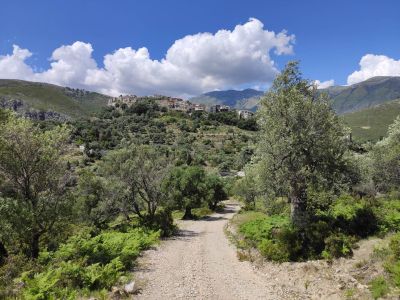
[30, 232, 40, 259]
[0, 241, 8, 264]
[289, 185, 308, 229]
[182, 206, 193, 220]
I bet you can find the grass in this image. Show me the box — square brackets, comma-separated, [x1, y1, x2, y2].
[369, 276, 390, 299]
[343, 98, 400, 142]
[0, 79, 109, 119]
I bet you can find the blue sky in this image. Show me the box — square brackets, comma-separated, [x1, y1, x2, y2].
[1, 0, 399, 96]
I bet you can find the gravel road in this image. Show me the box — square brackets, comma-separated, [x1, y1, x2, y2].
[134, 202, 381, 300]
[135, 202, 281, 300]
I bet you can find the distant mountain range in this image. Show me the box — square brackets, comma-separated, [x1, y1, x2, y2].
[322, 76, 400, 114]
[1, 76, 400, 142]
[190, 76, 400, 115]
[190, 88, 264, 111]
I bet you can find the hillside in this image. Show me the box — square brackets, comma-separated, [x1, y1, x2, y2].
[343, 98, 400, 142]
[190, 88, 264, 111]
[0, 79, 111, 119]
[322, 76, 400, 114]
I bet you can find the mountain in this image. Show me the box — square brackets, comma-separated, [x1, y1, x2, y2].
[322, 76, 400, 114]
[343, 98, 400, 142]
[0, 79, 111, 120]
[190, 88, 264, 111]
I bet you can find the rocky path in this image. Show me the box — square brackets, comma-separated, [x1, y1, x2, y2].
[134, 202, 381, 299]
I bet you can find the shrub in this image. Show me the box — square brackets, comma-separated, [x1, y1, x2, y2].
[322, 233, 355, 260]
[21, 229, 159, 299]
[330, 195, 377, 237]
[258, 239, 289, 262]
[368, 276, 389, 299]
[239, 215, 289, 242]
[375, 199, 400, 233]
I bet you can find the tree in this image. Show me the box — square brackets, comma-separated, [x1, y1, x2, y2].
[371, 115, 400, 192]
[99, 144, 171, 221]
[163, 166, 208, 219]
[0, 114, 71, 258]
[254, 61, 350, 228]
[234, 171, 259, 210]
[205, 174, 228, 210]
[76, 170, 120, 229]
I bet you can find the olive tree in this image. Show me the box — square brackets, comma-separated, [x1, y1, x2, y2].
[371, 116, 400, 192]
[98, 144, 171, 221]
[162, 166, 208, 219]
[0, 113, 71, 258]
[254, 62, 351, 228]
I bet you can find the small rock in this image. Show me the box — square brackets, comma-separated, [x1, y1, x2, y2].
[124, 281, 138, 294]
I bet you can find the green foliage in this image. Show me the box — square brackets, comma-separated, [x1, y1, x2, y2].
[371, 116, 400, 193]
[253, 61, 352, 229]
[322, 233, 355, 260]
[163, 165, 208, 219]
[257, 239, 289, 262]
[374, 199, 400, 233]
[239, 215, 289, 242]
[328, 195, 377, 237]
[0, 113, 72, 258]
[368, 276, 390, 299]
[205, 174, 228, 210]
[234, 193, 400, 262]
[20, 229, 159, 299]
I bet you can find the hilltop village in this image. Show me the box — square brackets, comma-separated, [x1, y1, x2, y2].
[108, 94, 255, 119]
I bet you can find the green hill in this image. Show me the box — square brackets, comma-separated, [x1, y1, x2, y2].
[0, 79, 111, 119]
[343, 98, 400, 142]
[322, 76, 400, 114]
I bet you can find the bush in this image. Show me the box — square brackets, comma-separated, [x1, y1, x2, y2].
[239, 215, 289, 242]
[258, 239, 289, 262]
[322, 233, 355, 260]
[20, 229, 159, 299]
[329, 195, 377, 237]
[375, 199, 400, 233]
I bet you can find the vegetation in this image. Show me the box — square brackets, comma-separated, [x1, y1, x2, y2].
[232, 62, 400, 285]
[0, 93, 248, 297]
[2, 62, 400, 299]
[0, 79, 110, 119]
[323, 76, 400, 114]
[343, 98, 400, 142]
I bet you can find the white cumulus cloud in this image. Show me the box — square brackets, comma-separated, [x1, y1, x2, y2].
[314, 79, 335, 89]
[0, 18, 294, 96]
[347, 54, 400, 85]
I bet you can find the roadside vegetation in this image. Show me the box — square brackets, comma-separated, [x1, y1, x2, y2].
[232, 62, 400, 298]
[0, 99, 244, 298]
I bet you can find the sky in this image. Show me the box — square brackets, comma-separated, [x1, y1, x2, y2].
[0, 0, 399, 97]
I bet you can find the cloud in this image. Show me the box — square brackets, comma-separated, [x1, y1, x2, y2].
[314, 79, 335, 89]
[347, 54, 400, 85]
[0, 45, 34, 79]
[0, 18, 294, 96]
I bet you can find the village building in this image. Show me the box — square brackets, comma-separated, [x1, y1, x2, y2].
[237, 109, 255, 119]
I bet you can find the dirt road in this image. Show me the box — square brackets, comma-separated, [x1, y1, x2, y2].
[135, 203, 288, 299]
[134, 202, 378, 299]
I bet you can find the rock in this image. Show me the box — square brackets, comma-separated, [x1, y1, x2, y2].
[124, 281, 138, 294]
